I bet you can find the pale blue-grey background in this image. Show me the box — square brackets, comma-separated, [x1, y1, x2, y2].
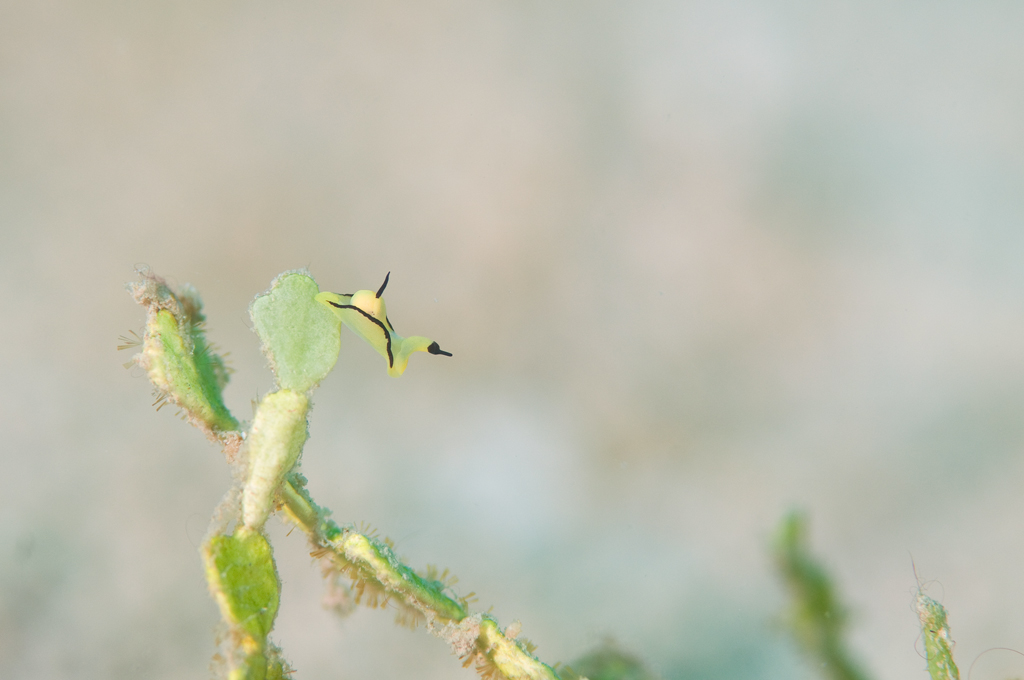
[3, 2, 1024, 679]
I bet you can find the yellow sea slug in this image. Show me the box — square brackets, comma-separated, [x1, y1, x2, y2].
[315, 272, 452, 377]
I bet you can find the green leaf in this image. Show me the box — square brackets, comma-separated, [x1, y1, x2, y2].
[129, 272, 238, 435]
[250, 271, 342, 392]
[203, 530, 280, 642]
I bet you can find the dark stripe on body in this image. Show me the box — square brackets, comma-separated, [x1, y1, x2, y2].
[328, 302, 394, 368]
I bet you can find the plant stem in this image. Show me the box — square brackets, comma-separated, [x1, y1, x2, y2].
[279, 477, 564, 680]
[917, 594, 959, 680]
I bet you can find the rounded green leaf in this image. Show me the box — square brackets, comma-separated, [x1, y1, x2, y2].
[250, 271, 342, 392]
[203, 530, 280, 642]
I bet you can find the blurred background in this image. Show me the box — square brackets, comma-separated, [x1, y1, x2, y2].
[4, 2, 1024, 679]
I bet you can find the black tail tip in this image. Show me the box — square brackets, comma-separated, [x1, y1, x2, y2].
[427, 341, 452, 357]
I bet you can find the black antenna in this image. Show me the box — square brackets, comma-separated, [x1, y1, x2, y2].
[376, 272, 390, 298]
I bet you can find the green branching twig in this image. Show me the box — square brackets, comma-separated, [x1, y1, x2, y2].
[125, 268, 577, 680]
[202, 529, 287, 680]
[773, 512, 872, 680]
[916, 594, 960, 680]
[126, 269, 277, 678]
[280, 475, 564, 680]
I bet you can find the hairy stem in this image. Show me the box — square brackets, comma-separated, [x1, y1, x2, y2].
[279, 477, 565, 680]
[917, 594, 959, 680]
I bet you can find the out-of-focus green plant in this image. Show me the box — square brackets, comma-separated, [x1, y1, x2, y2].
[566, 641, 660, 680]
[775, 512, 971, 680]
[126, 268, 655, 680]
[773, 512, 872, 680]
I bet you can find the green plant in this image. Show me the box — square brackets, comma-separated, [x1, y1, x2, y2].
[126, 264, 978, 680]
[773, 512, 871, 680]
[124, 266, 977, 680]
[916, 594, 960, 680]
[774, 512, 962, 680]
[124, 268, 582, 680]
